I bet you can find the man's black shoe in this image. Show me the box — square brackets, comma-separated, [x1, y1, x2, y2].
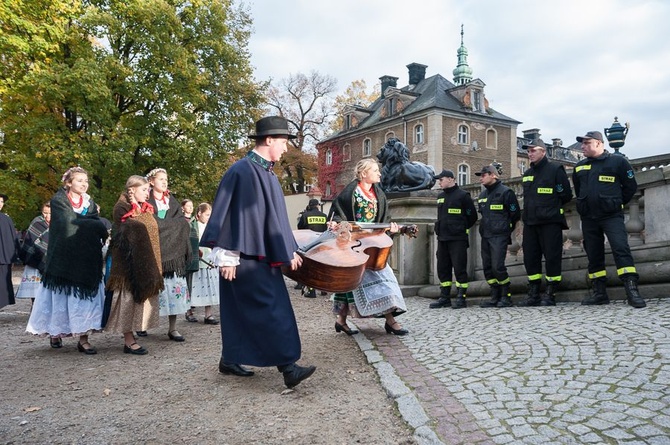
[219, 361, 254, 377]
[283, 364, 316, 388]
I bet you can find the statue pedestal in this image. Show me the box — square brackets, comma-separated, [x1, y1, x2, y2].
[387, 191, 438, 291]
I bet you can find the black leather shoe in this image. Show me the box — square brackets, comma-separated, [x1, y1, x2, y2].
[283, 364, 316, 388]
[219, 361, 254, 377]
[384, 322, 408, 336]
[124, 343, 148, 355]
[203, 316, 220, 325]
[77, 342, 97, 355]
[335, 322, 359, 336]
[168, 330, 185, 342]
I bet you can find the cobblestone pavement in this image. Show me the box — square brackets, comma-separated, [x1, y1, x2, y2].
[352, 297, 670, 445]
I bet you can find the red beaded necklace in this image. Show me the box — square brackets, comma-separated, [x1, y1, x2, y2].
[68, 192, 83, 209]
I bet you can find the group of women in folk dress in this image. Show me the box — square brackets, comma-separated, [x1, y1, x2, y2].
[23, 167, 219, 355]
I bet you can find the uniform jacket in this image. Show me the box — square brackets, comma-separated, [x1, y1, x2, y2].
[572, 151, 637, 220]
[522, 156, 572, 227]
[435, 185, 477, 241]
[297, 208, 328, 232]
[477, 180, 520, 240]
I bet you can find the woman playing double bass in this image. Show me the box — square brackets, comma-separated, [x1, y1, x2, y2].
[328, 158, 408, 336]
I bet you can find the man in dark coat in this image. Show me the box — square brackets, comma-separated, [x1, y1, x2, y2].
[517, 138, 572, 306]
[0, 193, 17, 310]
[429, 169, 477, 309]
[201, 116, 316, 389]
[296, 198, 328, 297]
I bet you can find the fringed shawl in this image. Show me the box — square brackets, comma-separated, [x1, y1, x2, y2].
[19, 215, 49, 273]
[106, 197, 164, 303]
[42, 188, 109, 300]
[147, 194, 192, 277]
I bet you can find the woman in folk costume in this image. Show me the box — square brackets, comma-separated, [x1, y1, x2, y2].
[16, 202, 51, 305]
[26, 167, 109, 353]
[187, 203, 219, 324]
[329, 158, 408, 336]
[146, 168, 192, 342]
[105, 175, 164, 355]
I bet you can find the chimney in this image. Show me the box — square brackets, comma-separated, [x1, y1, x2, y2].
[379, 75, 398, 98]
[522, 128, 541, 141]
[407, 63, 427, 85]
[552, 138, 563, 147]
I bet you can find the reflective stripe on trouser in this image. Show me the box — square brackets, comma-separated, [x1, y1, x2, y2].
[582, 216, 638, 279]
[481, 235, 510, 283]
[522, 223, 564, 280]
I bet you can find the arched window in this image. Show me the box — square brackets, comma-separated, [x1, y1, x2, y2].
[486, 128, 498, 149]
[457, 164, 469, 186]
[325, 148, 333, 165]
[458, 125, 469, 145]
[363, 139, 372, 157]
[343, 144, 351, 161]
[415, 124, 424, 144]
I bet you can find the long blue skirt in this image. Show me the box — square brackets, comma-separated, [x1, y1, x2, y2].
[219, 257, 301, 367]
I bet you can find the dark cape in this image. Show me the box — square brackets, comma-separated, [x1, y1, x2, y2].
[0, 212, 16, 309]
[201, 154, 300, 367]
[147, 193, 191, 277]
[106, 197, 164, 304]
[42, 189, 108, 300]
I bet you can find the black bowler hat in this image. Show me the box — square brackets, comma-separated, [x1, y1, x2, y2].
[248, 116, 296, 139]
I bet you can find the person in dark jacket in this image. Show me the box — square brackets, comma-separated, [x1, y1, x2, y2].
[517, 139, 573, 306]
[296, 198, 328, 297]
[475, 165, 520, 308]
[429, 169, 477, 309]
[572, 130, 645, 308]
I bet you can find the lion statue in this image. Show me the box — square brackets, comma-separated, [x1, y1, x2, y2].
[376, 138, 436, 192]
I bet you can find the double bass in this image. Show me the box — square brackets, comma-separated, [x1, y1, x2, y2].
[282, 222, 417, 293]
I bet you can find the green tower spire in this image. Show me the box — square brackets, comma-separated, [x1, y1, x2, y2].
[453, 24, 473, 86]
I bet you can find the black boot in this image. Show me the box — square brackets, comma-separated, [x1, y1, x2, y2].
[429, 287, 451, 309]
[480, 285, 501, 308]
[582, 278, 609, 305]
[281, 363, 317, 389]
[518, 281, 541, 307]
[451, 287, 467, 309]
[540, 282, 557, 306]
[623, 276, 646, 308]
[497, 283, 513, 307]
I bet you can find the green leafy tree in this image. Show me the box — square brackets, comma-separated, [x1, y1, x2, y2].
[0, 0, 263, 228]
[265, 71, 337, 194]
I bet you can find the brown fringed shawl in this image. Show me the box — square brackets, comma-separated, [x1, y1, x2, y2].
[42, 189, 109, 300]
[106, 197, 164, 303]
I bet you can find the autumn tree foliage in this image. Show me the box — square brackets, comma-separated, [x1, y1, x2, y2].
[0, 0, 263, 227]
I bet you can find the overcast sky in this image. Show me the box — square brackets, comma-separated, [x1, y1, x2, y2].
[246, 0, 670, 159]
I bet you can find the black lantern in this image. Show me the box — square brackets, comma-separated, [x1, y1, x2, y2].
[604, 117, 629, 156]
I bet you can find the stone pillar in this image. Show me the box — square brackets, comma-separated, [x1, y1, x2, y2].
[625, 192, 644, 246]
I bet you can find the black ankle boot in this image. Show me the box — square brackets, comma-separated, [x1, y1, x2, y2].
[451, 287, 467, 309]
[480, 285, 501, 308]
[623, 277, 646, 308]
[518, 281, 541, 307]
[582, 278, 609, 305]
[429, 287, 451, 308]
[540, 282, 557, 306]
[497, 283, 513, 307]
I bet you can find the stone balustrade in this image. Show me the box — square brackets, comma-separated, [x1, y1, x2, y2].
[387, 158, 670, 303]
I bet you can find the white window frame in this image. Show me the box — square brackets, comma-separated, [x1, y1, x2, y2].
[363, 139, 372, 157]
[325, 148, 333, 165]
[458, 124, 469, 145]
[457, 164, 469, 186]
[415, 124, 424, 144]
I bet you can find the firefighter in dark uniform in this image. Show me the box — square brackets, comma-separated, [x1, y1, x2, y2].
[297, 199, 328, 232]
[572, 130, 645, 308]
[518, 138, 573, 306]
[476, 165, 521, 308]
[429, 169, 477, 309]
[296, 199, 327, 297]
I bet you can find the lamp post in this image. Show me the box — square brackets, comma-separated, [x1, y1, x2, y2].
[604, 116, 629, 156]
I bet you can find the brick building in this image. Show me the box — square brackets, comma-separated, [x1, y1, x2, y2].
[316, 28, 521, 199]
